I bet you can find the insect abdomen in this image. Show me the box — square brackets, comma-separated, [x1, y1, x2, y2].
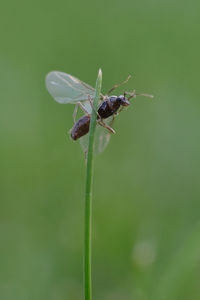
[71, 115, 90, 140]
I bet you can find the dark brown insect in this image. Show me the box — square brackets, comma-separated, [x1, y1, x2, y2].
[71, 95, 132, 141]
[46, 71, 153, 153]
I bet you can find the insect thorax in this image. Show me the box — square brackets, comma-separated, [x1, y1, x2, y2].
[98, 96, 121, 119]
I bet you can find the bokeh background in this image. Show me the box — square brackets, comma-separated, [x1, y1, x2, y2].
[1, 0, 200, 299]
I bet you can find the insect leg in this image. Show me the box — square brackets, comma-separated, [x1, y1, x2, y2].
[117, 106, 125, 115]
[78, 101, 90, 115]
[73, 103, 78, 123]
[107, 75, 131, 95]
[88, 95, 101, 118]
[97, 120, 116, 134]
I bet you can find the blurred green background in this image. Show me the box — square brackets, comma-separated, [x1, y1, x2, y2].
[1, 0, 200, 299]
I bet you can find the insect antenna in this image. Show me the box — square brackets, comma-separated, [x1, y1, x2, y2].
[125, 90, 153, 100]
[136, 93, 154, 98]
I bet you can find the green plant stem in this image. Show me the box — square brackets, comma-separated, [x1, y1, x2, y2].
[84, 69, 102, 300]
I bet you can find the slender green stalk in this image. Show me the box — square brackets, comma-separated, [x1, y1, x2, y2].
[84, 69, 102, 300]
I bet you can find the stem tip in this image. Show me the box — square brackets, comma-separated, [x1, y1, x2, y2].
[98, 68, 102, 78]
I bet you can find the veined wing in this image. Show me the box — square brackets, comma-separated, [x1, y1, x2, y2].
[45, 71, 96, 104]
[79, 116, 114, 154]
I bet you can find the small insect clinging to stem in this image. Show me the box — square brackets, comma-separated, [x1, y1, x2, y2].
[45, 71, 153, 154]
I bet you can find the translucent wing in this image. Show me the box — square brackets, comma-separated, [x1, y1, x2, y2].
[79, 116, 114, 154]
[45, 71, 96, 104]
